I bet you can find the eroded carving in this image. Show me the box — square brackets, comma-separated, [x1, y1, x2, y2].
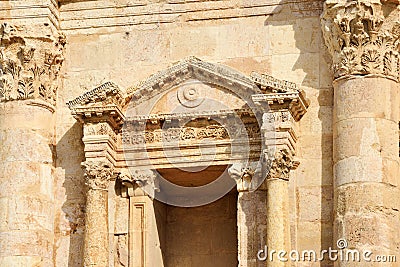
[266, 150, 294, 181]
[115, 234, 129, 267]
[82, 161, 114, 190]
[118, 169, 160, 198]
[67, 82, 125, 108]
[84, 122, 119, 143]
[228, 162, 262, 192]
[321, 0, 400, 80]
[0, 23, 66, 105]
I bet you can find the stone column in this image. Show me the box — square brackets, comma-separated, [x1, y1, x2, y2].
[251, 78, 308, 266]
[68, 79, 125, 267]
[265, 150, 293, 267]
[0, 21, 65, 266]
[322, 0, 400, 265]
[82, 161, 115, 267]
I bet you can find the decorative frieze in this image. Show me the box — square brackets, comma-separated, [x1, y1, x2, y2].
[0, 23, 66, 105]
[321, 0, 400, 81]
[122, 121, 260, 146]
[81, 161, 115, 190]
[84, 122, 119, 143]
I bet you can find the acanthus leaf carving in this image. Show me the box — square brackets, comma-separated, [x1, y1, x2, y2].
[266, 150, 293, 181]
[0, 23, 66, 105]
[321, 0, 400, 81]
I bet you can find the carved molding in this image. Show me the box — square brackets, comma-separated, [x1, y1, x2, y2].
[84, 122, 119, 144]
[82, 161, 115, 190]
[67, 81, 125, 108]
[321, 0, 400, 81]
[122, 117, 260, 146]
[68, 82, 126, 130]
[0, 23, 66, 105]
[127, 56, 259, 107]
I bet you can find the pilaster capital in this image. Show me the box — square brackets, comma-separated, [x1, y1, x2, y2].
[82, 161, 115, 190]
[228, 162, 262, 192]
[118, 169, 159, 198]
[321, 0, 400, 81]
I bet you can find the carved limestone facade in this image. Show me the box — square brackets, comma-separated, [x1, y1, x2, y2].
[0, 1, 399, 267]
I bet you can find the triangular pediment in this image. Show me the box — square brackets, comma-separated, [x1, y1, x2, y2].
[126, 56, 259, 108]
[66, 57, 309, 129]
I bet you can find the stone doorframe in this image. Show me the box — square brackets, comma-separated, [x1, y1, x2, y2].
[67, 57, 309, 267]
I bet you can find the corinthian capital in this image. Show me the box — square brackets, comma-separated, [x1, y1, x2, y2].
[321, 0, 400, 81]
[0, 23, 66, 105]
[266, 150, 294, 180]
[82, 161, 114, 190]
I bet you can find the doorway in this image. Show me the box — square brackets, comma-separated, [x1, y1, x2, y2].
[153, 167, 239, 267]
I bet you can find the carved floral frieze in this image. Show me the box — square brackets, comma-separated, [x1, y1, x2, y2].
[0, 23, 66, 105]
[322, 0, 400, 80]
[84, 122, 119, 143]
[122, 121, 261, 146]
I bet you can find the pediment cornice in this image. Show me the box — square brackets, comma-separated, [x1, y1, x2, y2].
[67, 57, 309, 129]
[126, 56, 258, 106]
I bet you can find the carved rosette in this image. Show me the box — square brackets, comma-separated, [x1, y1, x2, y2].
[0, 23, 66, 105]
[321, 0, 400, 81]
[266, 150, 293, 181]
[82, 161, 114, 190]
